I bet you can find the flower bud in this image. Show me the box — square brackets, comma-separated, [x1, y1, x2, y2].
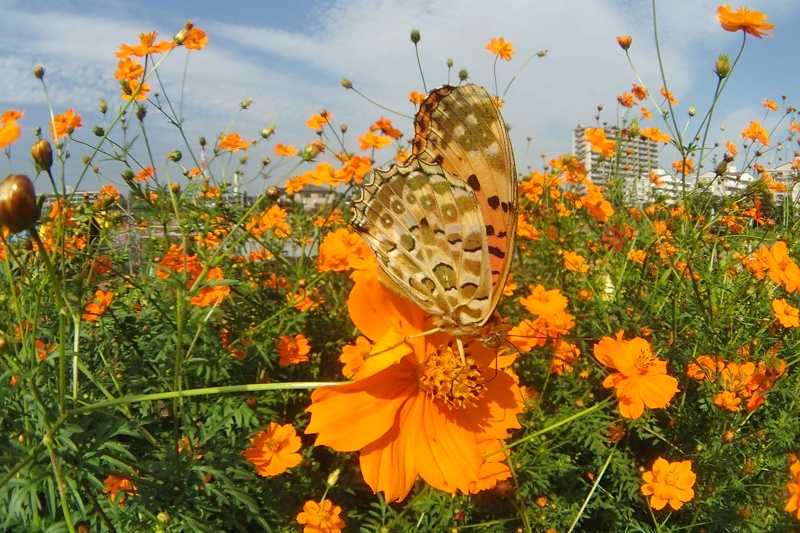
[31, 139, 53, 173]
[260, 124, 275, 138]
[0, 174, 39, 233]
[446, 58, 453, 68]
[340, 78, 353, 89]
[616, 35, 632, 50]
[122, 169, 135, 182]
[326, 468, 340, 487]
[241, 98, 253, 109]
[262, 157, 271, 166]
[93, 126, 105, 137]
[199, 136, 207, 147]
[99, 99, 108, 114]
[33, 65, 45, 79]
[410, 29, 420, 43]
[169, 150, 182, 162]
[458, 68, 469, 81]
[266, 186, 280, 201]
[136, 105, 147, 121]
[715, 54, 731, 79]
[688, 106, 697, 117]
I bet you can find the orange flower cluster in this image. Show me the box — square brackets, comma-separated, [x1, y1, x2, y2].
[511, 285, 579, 374]
[243, 422, 302, 477]
[641, 458, 696, 510]
[687, 354, 785, 412]
[305, 268, 523, 502]
[594, 331, 679, 419]
[246, 205, 290, 238]
[156, 245, 230, 307]
[0, 109, 22, 150]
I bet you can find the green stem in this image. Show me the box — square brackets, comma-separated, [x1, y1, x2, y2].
[68, 381, 337, 416]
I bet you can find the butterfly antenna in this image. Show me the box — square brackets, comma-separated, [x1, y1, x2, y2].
[410, 29, 427, 93]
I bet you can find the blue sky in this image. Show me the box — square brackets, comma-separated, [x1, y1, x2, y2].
[1, 0, 797, 194]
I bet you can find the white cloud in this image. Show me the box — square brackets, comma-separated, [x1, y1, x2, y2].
[0, 0, 797, 191]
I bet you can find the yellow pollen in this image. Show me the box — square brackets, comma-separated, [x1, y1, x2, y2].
[663, 468, 680, 486]
[264, 438, 280, 453]
[417, 344, 486, 410]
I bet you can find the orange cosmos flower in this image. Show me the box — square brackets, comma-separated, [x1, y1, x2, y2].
[135, 166, 154, 182]
[339, 336, 372, 378]
[182, 27, 208, 50]
[617, 92, 635, 108]
[640, 127, 670, 143]
[278, 334, 311, 366]
[305, 269, 523, 502]
[116, 31, 176, 58]
[296, 499, 346, 533]
[0, 111, 22, 150]
[672, 158, 694, 175]
[369, 117, 402, 139]
[594, 331, 679, 419]
[716, 4, 773, 38]
[520, 284, 568, 316]
[631, 84, 647, 100]
[306, 112, 332, 130]
[641, 458, 696, 510]
[103, 474, 137, 507]
[50, 109, 82, 141]
[563, 250, 589, 274]
[243, 422, 302, 477]
[660, 87, 678, 105]
[82, 289, 113, 322]
[120, 80, 150, 101]
[274, 143, 297, 157]
[754, 241, 800, 292]
[763, 98, 778, 111]
[741, 120, 770, 146]
[409, 91, 425, 105]
[486, 37, 515, 61]
[584, 128, 616, 158]
[219, 132, 248, 152]
[334, 154, 372, 184]
[317, 227, 376, 272]
[189, 267, 230, 307]
[115, 57, 144, 82]
[773, 298, 800, 328]
[640, 107, 652, 120]
[786, 461, 800, 520]
[582, 187, 614, 222]
[357, 131, 393, 151]
[628, 249, 647, 264]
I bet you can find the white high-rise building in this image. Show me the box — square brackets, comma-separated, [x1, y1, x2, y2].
[572, 125, 660, 188]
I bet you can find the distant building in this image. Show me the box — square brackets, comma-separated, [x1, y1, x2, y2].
[292, 185, 336, 210]
[572, 125, 660, 188]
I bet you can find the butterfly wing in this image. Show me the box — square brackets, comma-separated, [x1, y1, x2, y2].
[412, 84, 517, 313]
[353, 157, 494, 329]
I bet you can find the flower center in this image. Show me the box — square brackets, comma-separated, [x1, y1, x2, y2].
[417, 343, 486, 410]
[663, 467, 680, 486]
[634, 348, 654, 372]
[264, 437, 280, 453]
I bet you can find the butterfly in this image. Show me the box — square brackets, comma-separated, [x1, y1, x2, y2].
[352, 84, 517, 358]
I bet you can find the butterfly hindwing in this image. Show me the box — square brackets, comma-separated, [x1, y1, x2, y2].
[354, 158, 493, 327]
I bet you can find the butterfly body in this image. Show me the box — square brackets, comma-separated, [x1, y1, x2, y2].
[353, 84, 516, 341]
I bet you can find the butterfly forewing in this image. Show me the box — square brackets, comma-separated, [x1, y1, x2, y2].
[412, 84, 517, 312]
[354, 158, 493, 328]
